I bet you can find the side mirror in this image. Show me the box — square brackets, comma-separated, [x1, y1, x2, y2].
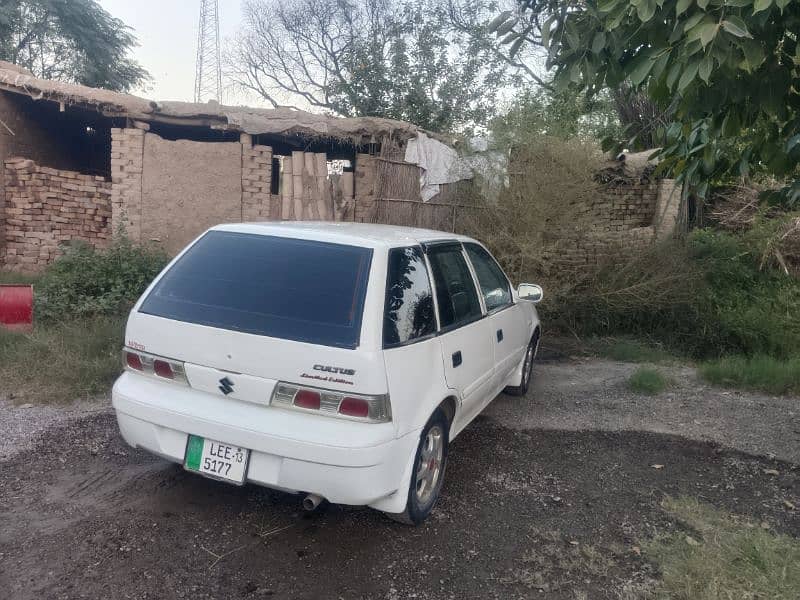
[518, 283, 543, 303]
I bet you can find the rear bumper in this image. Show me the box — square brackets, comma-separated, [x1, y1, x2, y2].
[112, 372, 419, 508]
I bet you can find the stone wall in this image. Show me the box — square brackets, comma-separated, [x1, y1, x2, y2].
[1, 158, 111, 270]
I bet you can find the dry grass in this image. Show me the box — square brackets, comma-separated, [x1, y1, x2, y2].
[0, 316, 124, 403]
[458, 135, 603, 287]
[646, 497, 800, 600]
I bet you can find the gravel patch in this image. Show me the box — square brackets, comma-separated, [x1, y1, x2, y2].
[487, 358, 800, 463]
[0, 397, 110, 460]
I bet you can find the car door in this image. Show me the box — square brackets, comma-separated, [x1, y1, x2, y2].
[425, 242, 494, 429]
[464, 243, 529, 394]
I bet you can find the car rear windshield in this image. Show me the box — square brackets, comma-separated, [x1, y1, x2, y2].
[139, 231, 373, 349]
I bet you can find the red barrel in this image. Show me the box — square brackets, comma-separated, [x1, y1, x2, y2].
[0, 284, 33, 332]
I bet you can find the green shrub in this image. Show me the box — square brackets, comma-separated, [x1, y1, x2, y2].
[700, 355, 800, 396]
[34, 239, 168, 321]
[541, 219, 800, 360]
[627, 367, 668, 394]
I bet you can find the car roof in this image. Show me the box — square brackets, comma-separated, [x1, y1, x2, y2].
[210, 221, 477, 249]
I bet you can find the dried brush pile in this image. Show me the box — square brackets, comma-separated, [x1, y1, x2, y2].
[709, 183, 773, 231]
[763, 216, 800, 278]
[709, 183, 800, 277]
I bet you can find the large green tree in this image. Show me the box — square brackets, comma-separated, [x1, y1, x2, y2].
[228, 0, 508, 133]
[0, 0, 149, 92]
[492, 0, 800, 204]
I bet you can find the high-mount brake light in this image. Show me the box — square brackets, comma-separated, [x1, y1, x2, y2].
[270, 382, 391, 423]
[123, 348, 187, 385]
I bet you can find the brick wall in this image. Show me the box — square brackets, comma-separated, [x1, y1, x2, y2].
[242, 144, 279, 221]
[534, 177, 679, 276]
[110, 128, 144, 241]
[1, 158, 111, 270]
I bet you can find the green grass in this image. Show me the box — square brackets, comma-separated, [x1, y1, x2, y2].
[646, 497, 800, 600]
[589, 337, 675, 363]
[627, 367, 669, 395]
[0, 316, 125, 403]
[700, 355, 800, 396]
[0, 270, 39, 285]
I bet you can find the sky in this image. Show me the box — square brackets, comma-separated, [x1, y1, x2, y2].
[98, 0, 249, 104]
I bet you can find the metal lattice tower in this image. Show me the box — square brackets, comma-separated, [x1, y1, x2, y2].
[194, 0, 222, 103]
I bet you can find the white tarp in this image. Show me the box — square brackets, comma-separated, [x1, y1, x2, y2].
[404, 133, 472, 201]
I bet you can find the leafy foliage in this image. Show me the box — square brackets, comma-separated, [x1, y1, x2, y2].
[492, 0, 800, 205]
[492, 86, 622, 142]
[35, 240, 168, 322]
[229, 0, 508, 132]
[547, 222, 800, 359]
[0, 0, 149, 92]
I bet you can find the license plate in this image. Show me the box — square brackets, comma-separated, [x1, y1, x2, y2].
[184, 435, 250, 485]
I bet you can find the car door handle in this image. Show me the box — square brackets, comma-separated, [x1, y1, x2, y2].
[496, 329, 503, 342]
[452, 351, 462, 368]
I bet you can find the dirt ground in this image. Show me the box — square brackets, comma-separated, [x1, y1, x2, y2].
[1, 358, 798, 600]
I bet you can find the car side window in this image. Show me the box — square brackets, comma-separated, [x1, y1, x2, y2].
[464, 243, 512, 312]
[384, 246, 436, 347]
[426, 244, 483, 329]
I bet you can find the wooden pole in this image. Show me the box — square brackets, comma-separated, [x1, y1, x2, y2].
[314, 153, 329, 220]
[281, 157, 293, 220]
[292, 151, 304, 220]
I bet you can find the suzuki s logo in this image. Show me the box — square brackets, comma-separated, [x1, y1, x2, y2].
[218, 377, 235, 395]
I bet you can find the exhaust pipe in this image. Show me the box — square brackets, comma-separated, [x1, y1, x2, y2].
[302, 493, 324, 511]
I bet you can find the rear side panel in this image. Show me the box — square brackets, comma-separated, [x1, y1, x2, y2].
[125, 312, 389, 398]
[382, 336, 450, 438]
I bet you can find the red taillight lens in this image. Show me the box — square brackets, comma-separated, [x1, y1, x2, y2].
[125, 351, 143, 371]
[153, 359, 174, 379]
[294, 389, 321, 410]
[339, 397, 369, 418]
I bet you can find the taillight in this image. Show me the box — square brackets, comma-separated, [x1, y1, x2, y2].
[339, 397, 369, 418]
[294, 389, 321, 410]
[123, 348, 187, 385]
[271, 382, 391, 423]
[125, 351, 143, 371]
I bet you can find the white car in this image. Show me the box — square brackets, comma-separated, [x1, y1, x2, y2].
[112, 222, 542, 524]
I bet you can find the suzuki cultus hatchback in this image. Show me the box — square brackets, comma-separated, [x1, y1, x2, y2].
[112, 222, 543, 524]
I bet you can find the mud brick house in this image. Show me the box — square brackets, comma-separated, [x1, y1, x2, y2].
[0, 61, 680, 273]
[0, 61, 475, 271]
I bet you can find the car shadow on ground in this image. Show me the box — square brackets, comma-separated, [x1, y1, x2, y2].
[1, 412, 798, 600]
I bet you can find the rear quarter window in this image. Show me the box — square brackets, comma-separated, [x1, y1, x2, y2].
[383, 246, 436, 347]
[139, 231, 372, 349]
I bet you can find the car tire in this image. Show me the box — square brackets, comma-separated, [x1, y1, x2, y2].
[386, 408, 449, 526]
[504, 331, 539, 397]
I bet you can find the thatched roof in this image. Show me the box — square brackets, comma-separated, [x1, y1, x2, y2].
[0, 61, 429, 144]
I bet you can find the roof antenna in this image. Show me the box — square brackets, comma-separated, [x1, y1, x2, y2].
[194, 0, 222, 103]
